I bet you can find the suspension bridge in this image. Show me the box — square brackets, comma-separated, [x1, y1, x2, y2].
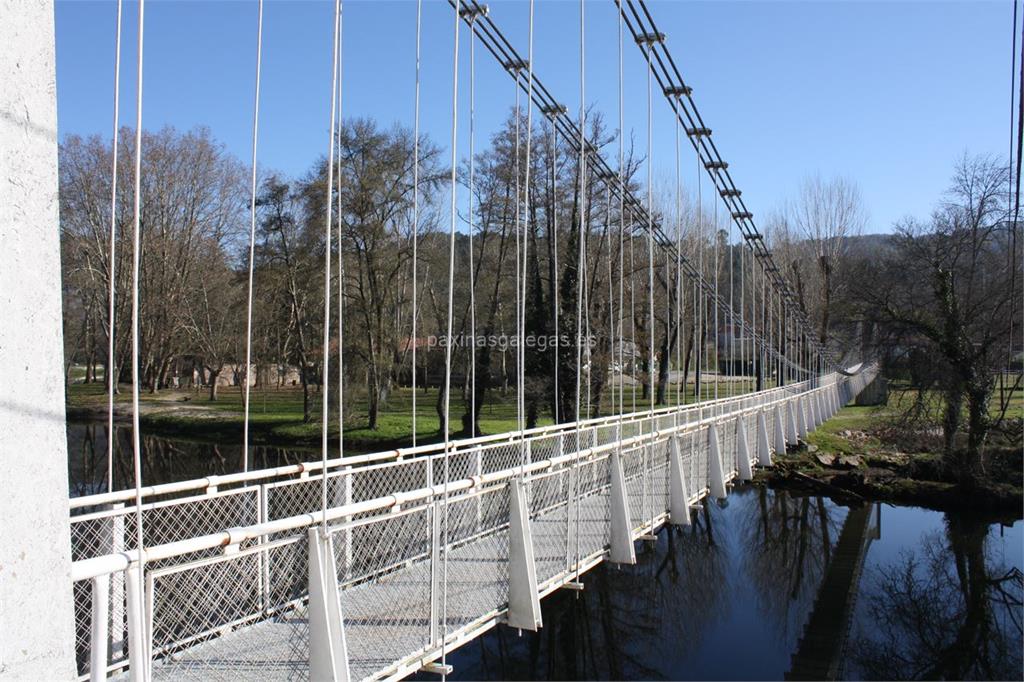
[2, 0, 880, 680]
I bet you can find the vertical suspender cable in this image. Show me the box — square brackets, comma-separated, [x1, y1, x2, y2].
[514, 69, 522, 450]
[321, 0, 341, 528]
[128, 0, 147, 673]
[644, 37, 655, 532]
[551, 115, 560, 424]
[602, 183, 610, 413]
[728, 177, 734, 398]
[411, 0, 422, 447]
[441, 0, 461, 668]
[617, 1, 625, 436]
[106, 0, 123, 492]
[674, 101, 683, 409]
[582, 207, 592, 420]
[696, 151, 703, 409]
[573, 0, 586, 577]
[468, 9, 476, 438]
[341, 3, 349, 408]
[713, 167, 719, 404]
[521, 0, 535, 475]
[629, 216, 637, 413]
[241, 0, 264, 473]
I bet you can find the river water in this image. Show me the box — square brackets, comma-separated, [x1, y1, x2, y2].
[68, 423, 1023, 680]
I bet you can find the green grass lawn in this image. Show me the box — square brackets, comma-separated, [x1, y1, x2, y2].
[67, 373, 772, 450]
[805, 378, 1023, 458]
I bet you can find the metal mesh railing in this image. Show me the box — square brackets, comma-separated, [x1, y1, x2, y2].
[70, 369, 879, 682]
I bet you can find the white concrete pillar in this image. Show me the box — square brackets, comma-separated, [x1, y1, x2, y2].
[0, 1, 77, 678]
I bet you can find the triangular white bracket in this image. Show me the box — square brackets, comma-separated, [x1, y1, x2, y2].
[797, 397, 809, 439]
[507, 479, 542, 631]
[735, 417, 753, 481]
[668, 436, 692, 526]
[707, 425, 727, 499]
[609, 451, 636, 564]
[774, 404, 788, 454]
[806, 394, 818, 432]
[757, 410, 772, 467]
[308, 528, 350, 682]
[786, 400, 799, 444]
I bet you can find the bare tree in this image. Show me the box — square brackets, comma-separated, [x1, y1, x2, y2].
[855, 154, 1016, 487]
[788, 175, 867, 347]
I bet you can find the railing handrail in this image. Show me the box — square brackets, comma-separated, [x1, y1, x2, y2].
[69, 378, 842, 582]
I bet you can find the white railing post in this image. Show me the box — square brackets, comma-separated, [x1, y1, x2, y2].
[258, 485, 270, 614]
[707, 425, 727, 499]
[110, 504, 125, 662]
[608, 451, 636, 564]
[668, 436, 692, 526]
[90, 574, 110, 682]
[308, 528, 349, 682]
[786, 400, 799, 444]
[125, 565, 149, 682]
[507, 479, 542, 630]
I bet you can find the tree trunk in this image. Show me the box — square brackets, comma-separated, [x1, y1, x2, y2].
[367, 374, 380, 431]
[208, 368, 220, 401]
[300, 367, 311, 423]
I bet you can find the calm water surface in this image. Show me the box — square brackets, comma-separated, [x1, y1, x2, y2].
[68, 423, 1023, 680]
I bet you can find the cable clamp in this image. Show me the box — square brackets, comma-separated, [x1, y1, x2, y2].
[503, 58, 530, 73]
[635, 31, 666, 45]
[663, 84, 692, 97]
[459, 4, 489, 19]
[540, 103, 567, 118]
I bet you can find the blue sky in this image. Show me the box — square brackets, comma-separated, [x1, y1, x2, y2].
[55, 0, 1015, 233]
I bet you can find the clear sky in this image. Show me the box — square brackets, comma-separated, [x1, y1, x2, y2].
[55, 0, 1015, 233]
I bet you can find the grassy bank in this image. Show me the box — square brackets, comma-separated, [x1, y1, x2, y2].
[760, 384, 1023, 517]
[66, 376, 760, 452]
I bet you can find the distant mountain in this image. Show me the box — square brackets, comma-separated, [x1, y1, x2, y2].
[841, 232, 896, 258]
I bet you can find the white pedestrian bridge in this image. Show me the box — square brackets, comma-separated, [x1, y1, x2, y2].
[69, 367, 875, 682]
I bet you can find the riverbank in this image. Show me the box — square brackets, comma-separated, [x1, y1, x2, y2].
[757, 403, 1023, 518]
[65, 379, 749, 453]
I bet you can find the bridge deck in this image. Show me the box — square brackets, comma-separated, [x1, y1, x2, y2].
[150, 467, 663, 681]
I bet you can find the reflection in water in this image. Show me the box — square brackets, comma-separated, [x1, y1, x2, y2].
[741, 487, 847, 644]
[850, 513, 1023, 680]
[429, 489, 1021, 682]
[66, 421, 316, 497]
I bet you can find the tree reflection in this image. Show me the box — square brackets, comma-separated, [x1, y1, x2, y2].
[851, 515, 1023, 680]
[66, 422, 315, 496]
[741, 487, 845, 640]
[453, 499, 730, 680]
